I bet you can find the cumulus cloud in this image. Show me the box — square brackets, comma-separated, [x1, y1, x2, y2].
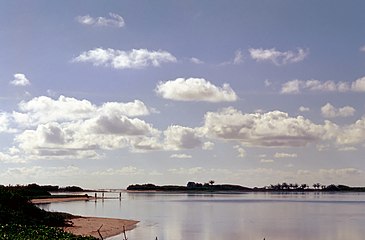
[249, 48, 308, 65]
[10, 73, 30, 86]
[13, 96, 149, 126]
[155, 78, 237, 102]
[8, 96, 160, 159]
[351, 77, 365, 92]
[164, 125, 202, 150]
[190, 57, 204, 64]
[170, 154, 192, 159]
[0, 113, 12, 133]
[233, 145, 246, 158]
[202, 107, 335, 147]
[73, 48, 177, 69]
[76, 13, 125, 27]
[202, 141, 214, 150]
[299, 106, 310, 112]
[321, 103, 355, 118]
[15, 112, 159, 159]
[0, 151, 25, 163]
[281, 76, 365, 94]
[336, 117, 365, 145]
[274, 152, 298, 158]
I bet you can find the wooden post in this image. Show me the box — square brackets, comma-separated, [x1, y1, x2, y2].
[119, 192, 122, 200]
[123, 226, 128, 240]
[97, 225, 104, 240]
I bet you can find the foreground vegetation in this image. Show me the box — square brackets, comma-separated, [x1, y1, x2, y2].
[0, 185, 97, 240]
[0, 224, 96, 240]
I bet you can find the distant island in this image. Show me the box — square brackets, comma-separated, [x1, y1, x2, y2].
[127, 181, 365, 192]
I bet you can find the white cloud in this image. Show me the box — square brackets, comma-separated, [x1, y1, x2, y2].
[321, 103, 355, 118]
[260, 159, 274, 163]
[14, 111, 160, 159]
[233, 145, 246, 158]
[73, 48, 177, 69]
[351, 77, 365, 92]
[264, 79, 272, 87]
[203, 107, 335, 147]
[336, 117, 365, 145]
[13, 96, 149, 127]
[9, 96, 160, 159]
[99, 100, 150, 117]
[10, 73, 30, 86]
[337, 146, 357, 152]
[0, 151, 25, 163]
[190, 57, 204, 64]
[233, 49, 244, 64]
[202, 141, 214, 150]
[281, 79, 302, 94]
[93, 166, 145, 176]
[170, 154, 192, 159]
[220, 49, 244, 65]
[319, 168, 363, 178]
[76, 13, 125, 28]
[299, 106, 310, 112]
[249, 48, 308, 65]
[155, 78, 237, 102]
[0, 113, 11, 133]
[274, 152, 298, 158]
[168, 167, 204, 175]
[360, 45, 365, 52]
[281, 76, 365, 94]
[164, 125, 202, 150]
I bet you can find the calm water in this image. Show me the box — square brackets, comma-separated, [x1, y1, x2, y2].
[40, 192, 365, 240]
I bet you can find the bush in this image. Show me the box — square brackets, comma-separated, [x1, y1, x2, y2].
[0, 224, 96, 240]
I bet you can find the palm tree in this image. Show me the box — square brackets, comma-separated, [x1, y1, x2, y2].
[300, 183, 308, 190]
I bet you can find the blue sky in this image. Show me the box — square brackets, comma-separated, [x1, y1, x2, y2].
[1, 1, 365, 188]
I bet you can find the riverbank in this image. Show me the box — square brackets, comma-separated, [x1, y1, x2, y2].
[64, 217, 139, 239]
[31, 196, 93, 204]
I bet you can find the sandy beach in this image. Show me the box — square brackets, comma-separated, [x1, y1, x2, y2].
[31, 196, 93, 204]
[64, 217, 139, 239]
[32, 197, 139, 238]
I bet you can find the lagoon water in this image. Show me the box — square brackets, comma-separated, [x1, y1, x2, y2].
[41, 192, 365, 240]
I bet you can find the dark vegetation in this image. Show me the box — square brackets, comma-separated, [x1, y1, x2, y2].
[5, 183, 85, 198]
[0, 185, 96, 240]
[127, 181, 365, 192]
[127, 181, 250, 192]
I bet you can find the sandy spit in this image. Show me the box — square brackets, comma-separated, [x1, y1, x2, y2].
[64, 217, 139, 239]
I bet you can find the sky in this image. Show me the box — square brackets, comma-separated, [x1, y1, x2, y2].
[1, 0, 365, 189]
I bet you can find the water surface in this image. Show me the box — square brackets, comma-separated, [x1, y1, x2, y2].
[40, 192, 365, 240]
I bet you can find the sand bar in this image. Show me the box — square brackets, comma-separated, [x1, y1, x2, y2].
[31, 196, 94, 204]
[64, 217, 139, 239]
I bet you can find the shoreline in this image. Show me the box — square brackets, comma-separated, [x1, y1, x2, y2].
[32, 197, 139, 239]
[31, 196, 94, 204]
[64, 217, 139, 239]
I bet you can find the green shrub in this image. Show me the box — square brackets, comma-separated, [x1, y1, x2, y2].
[0, 224, 96, 240]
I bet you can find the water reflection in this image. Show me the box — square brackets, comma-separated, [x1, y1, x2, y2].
[40, 192, 365, 240]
